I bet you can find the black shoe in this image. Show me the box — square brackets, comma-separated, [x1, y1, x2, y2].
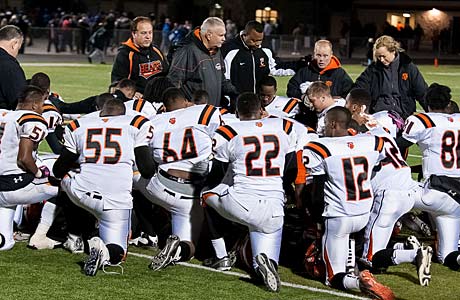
[255, 253, 280, 292]
[88, 57, 92, 64]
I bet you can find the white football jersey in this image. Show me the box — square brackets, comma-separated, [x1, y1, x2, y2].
[372, 111, 399, 138]
[219, 107, 239, 124]
[316, 98, 346, 136]
[63, 114, 153, 209]
[213, 117, 296, 194]
[366, 126, 418, 191]
[264, 96, 300, 118]
[403, 112, 460, 179]
[304, 134, 385, 217]
[150, 104, 221, 175]
[0, 110, 48, 176]
[42, 100, 63, 133]
[124, 98, 157, 119]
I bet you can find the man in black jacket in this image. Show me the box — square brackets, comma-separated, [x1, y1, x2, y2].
[221, 20, 295, 94]
[287, 40, 353, 99]
[0, 25, 26, 110]
[111, 16, 168, 96]
[167, 17, 238, 107]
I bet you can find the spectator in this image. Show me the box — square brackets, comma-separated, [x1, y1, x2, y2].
[77, 15, 90, 55]
[111, 16, 169, 96]
[292, 23, 304, 55]
[413, 24, 424, 51]
[167, 17, 238, 107]
[287, 39, 353, 99]
[0, 25, 26, 110]
[221, 20, 295, 94]
[47, 14, 60, 53]
[353, 35, 427, 119]
[88, 22, 110, 64]
[160, 17, 171, 54]
[225, 19, 237, 40]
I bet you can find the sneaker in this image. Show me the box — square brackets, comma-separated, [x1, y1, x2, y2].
[13, 231, 30, 242]
[416, 246, 433, 286]
[129, 232, 158, 249]
[63, 233, 84, 254]
[149, 234, 180, 271]
[405, 235, 421, 250]
[28, 233, 61, 250]
[84, 237, 110, 276]
[359, 270, 395, 300]
[203, 252, 237, 271]
[255, 253, 280, 292]
[403, 213, 432, 237]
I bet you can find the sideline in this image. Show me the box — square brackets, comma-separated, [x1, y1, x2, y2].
[22, 63, 98, 67]
[129, 251, 369, 300]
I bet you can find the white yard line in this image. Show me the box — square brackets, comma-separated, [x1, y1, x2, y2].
[22, 63, 97, 67]
[408, 154, 422, 158]
[425, 72, 460, 76]
[129, 251, 369, 300]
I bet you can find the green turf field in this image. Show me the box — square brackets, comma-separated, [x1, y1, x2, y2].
[1, 63, 458, 299]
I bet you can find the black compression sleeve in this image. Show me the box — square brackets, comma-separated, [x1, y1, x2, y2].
[206, 159, 229, 189]
[134, 146, 156, 179]
[53, 148, 80, 179]
[45, 132, 63, 154]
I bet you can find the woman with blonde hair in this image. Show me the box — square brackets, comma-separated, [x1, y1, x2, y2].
[354, 35, 427, 119]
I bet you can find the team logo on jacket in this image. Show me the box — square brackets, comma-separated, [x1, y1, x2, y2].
[325, 80, 332, 87]
[169, 118, 176, 124]
[215, 63, 222, 70]
[256, 122, 263, 127]
[347, 142, 354, 149]
[259, 58, 266, 68]
[401, 73, 408, 80]
[139, 60, 163, 79]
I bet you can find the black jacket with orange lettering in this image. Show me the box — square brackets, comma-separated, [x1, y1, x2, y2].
[111, 38, 169, 93]
[286, 55, 353, 99]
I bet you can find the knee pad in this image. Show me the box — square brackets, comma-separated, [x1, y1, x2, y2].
[443, 251, 460, 271]
[106, 243, 124, 264]
[372, 248, 395, 269]
[0, 233, 4, 248]
[329, 272, 347, 291]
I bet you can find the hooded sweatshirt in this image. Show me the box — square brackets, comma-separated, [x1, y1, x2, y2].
[111, 38, 169, 93]
[286, 55, 353, 99]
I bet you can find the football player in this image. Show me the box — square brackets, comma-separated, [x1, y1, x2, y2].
[304, 81, 346, 136]
[303, 107, 395, 300]
[258, 75, 300, 118]
[345, 88, 433, 286]
[0, 86, 59, 251]
[53, 98, 155, 276]
[398, 83, 460, 271]
[135, 87, 221, 271]
[201, 93, 298, 292]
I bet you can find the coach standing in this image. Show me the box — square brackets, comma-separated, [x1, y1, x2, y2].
[111, 16, 168, 96]
[221, 20, 295, 94]
[0, 25, 26, 110]
[167, 17, 238, 107]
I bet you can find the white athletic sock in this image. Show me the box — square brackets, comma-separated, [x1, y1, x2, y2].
[393, 242, 405, 250]
[343, 274, 360, 290]
[393, 249, 417, 264]
[39, 202, 59, 228]
[211, 238, 227, 259]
